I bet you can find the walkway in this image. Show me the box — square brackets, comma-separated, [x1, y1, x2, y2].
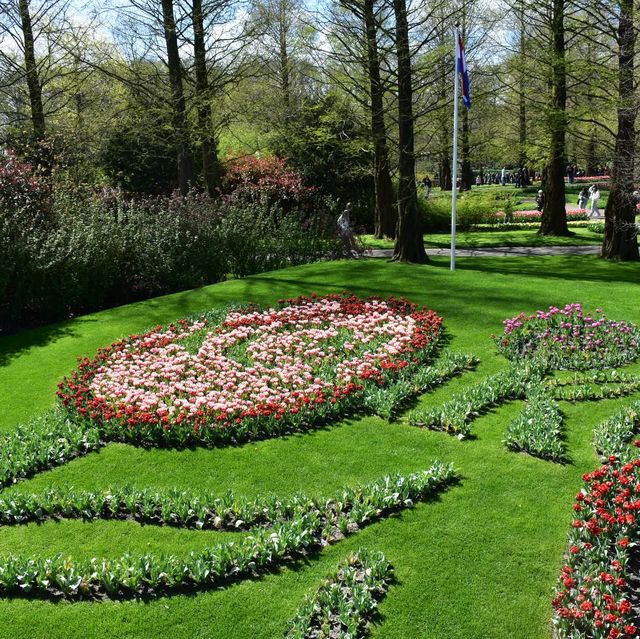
[369, 245, 601, 258]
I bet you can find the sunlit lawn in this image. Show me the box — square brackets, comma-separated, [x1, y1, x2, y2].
[0, 255, 639, 638]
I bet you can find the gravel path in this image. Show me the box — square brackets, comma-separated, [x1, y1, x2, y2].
[368, 245, 601, 258]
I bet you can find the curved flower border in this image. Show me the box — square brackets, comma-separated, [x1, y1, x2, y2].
[57, 294, 444, 447]
[553, 453, 640, 639]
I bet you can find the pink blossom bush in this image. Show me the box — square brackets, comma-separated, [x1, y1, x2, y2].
[58, 294, 443, 447]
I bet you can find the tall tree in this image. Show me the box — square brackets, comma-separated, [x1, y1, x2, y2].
[539, 0, 569, 235]
[602, 0, 638, 260]
[392, 0, 427, 263]
[191, 0, 222, 194]
[0, 0, 76, 165]
[334, 0, 395, 238]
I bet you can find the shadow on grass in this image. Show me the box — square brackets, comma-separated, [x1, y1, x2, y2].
[439, 255, 640, 285]
[0, 321, 79, 368]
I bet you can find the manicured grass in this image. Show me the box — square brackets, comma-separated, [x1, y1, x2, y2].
[1, 256, 640, 638]
[362, 227, 603, 250]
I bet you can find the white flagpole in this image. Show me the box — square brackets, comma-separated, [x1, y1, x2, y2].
[450, 23, 460, 272]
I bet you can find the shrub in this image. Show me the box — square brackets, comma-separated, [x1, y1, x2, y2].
[0, 188, 342, 333]
[222, 155, 315, 209]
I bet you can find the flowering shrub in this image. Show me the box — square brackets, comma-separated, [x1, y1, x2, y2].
[495, 304, 640, 370]
[58, 294, 444, 447]
[223, 155, 315, 207]
[553, 454, 640, 639]
[0, 148, 51, 216]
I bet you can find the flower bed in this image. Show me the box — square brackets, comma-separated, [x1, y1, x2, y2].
[0, 463, 457, 600]
[553, 455, 640, 639]
[57, 294, 444, 447]
[286, 548, 393, 639]
[495, 304, 640, 370]
[492, 210, 588, 222]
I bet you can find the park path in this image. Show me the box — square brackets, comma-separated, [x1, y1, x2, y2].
[368, 245, 601, 258]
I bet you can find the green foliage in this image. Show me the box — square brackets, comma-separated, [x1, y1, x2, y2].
[407, 362, 548, 438]
[504, 388, 565, 462]
[0, 190, 341, 332]
[0, 463, 456, 600]
[593, 400, 640, 459]
[286, 548, 393, 639]
[99, 114, 176, 194]
[269, 94, 373, 219]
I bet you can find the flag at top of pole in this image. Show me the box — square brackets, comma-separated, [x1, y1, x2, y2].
[456, 32, 471, 109]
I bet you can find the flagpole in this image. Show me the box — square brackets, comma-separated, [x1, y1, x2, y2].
[450, 23, 460, 272]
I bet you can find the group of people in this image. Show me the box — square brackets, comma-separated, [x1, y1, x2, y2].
[578, 185, 602, 218]
[535, 184, 602, 217]
[477, 167, 531, 187]
[566, 163, 610, 183]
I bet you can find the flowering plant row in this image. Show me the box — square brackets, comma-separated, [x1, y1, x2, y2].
[553, 455, 640, 639]
[0, 463, 456, 600]
[407, 361, 547, 438]
[0, 411, 102, 491]
[57, 294, 444, 448]
[362, 352, 477, 420]
[504, 387, 565, 462]
[546, 370, 640, 403]
[594, 400, 640, 461]
[493, 210, 588, 222]
[496, 304, 640, 370]
[286, 548, 393, 639]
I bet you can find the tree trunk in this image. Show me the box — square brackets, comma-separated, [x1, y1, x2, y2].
[192, 0, 221, 195]
[392, 0, 427, 263]
[539, 0, 569, 236]
[586, 135, 598, 175]
[602, 0, 638, 261]
[18, 0, 47, 167]
[439, 156, 452, 191]
[161, 0, 193, 195]
[363, 0, 395, 239]
[278, 4, 291, 109]
[518, 7, 527, 168]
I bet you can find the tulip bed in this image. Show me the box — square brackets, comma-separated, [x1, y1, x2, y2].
[553, 455, 640, 639]
[409, 306, 640, 464]
[57, 294, 447, 448]
[496, 304, 640, 371]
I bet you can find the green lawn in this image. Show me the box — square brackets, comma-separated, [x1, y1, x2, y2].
[363, 227, 603, 250]
[1, 255, 640, 638]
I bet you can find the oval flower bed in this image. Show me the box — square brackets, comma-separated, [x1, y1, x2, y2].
[57, 294, 444, 447]
[553, 453, 640, 639]
[495, 304, 640, 370]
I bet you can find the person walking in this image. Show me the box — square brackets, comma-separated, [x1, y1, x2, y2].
[535, 190, 545, 212]
[421, 175, 432, 198]
[577, 187, 588, 210]
[501, 167, 506, 186]
[589, 185, 600, 218]
[337, 202, 358, 256]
